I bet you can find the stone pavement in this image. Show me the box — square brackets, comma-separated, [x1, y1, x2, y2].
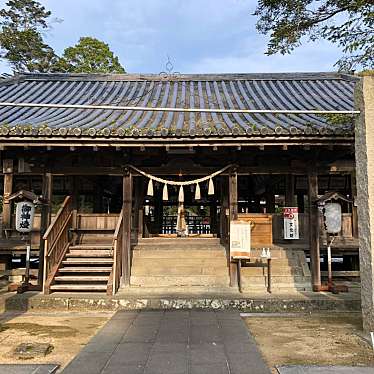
[62, 310, 270, 374]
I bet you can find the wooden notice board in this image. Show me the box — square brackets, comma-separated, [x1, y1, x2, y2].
[237, 213, 273, 247]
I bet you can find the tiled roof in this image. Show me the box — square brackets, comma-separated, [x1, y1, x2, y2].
[0, 72, 357, 139]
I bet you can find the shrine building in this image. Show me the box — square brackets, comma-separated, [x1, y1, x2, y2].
[0, 72, 358, 295]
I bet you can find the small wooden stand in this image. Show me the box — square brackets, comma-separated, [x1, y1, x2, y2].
[232, 256, 273, 294]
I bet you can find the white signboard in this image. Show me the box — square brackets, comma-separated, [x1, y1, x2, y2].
[283, 207, 299, 240]
[15, 201, 35, 233]
[230, 220, 251, 259]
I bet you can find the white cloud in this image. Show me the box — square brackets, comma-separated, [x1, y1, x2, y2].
[0, 0, 342, 74]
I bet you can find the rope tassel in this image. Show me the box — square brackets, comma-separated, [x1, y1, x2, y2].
[208, 178, 214, 195]
[195, 183, 201, 200]
[162, 184, 168, 201]
[178, 186, 184, 203]
[147, 179, 154, 196]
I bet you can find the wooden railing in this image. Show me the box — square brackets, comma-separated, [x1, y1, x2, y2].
[43, 196, 73, 294]
[109, 208, 123, 295]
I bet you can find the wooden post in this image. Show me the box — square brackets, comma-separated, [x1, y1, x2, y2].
[38, 172, 52, 286]
[122, 169, 132, 286]
[2, 160, 13, 238]
[219, 176, 229, 243]
[229, 167, 238, 287]
[285, 174, 295, 206]
[308, 171, 321, 291]
[297, 194, 305, 213]
[133, 177, 145, 241]
[265, 185, 275, 213]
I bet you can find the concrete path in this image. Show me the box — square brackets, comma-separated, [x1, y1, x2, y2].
[62, 310, 270, 374]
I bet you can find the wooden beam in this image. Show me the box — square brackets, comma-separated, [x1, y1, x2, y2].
[2, 160, 13, 238]
[308, 171, 321, 291]
[122, 169, 132, 286]
[38, 172, 52, 285]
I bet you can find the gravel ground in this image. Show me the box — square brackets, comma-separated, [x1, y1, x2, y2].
[245, 312, 374, 374]
[0, 311, 111, 372]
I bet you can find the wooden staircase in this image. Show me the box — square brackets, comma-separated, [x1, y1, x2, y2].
[50, 243, 113, 292]
[43, 196, 123, 295]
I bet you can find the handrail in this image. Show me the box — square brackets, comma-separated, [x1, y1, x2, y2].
[110, 207, 124, 295]
[43, 196, 71, 240]
[43, 196, 73, 294]
[113, 209, 124, 240]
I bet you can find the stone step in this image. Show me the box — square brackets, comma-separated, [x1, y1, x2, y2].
[67, 250, 112, 258]
[241, 275, 311, 285]
[244, 258, 300, 266]
[137, 238, 221, 245]
[55, 275, 109, 282]
[242, 282, 312, 291]
[59, 267, 112, 273]
[130, 275, 230, 287]
[131, 266, 228, 276]
[50, 284, 107, 291]
[62, 258, 113, 265]
[132, 258, 227, 267]
[132, 250, 226, 259]
[240, 267, 304, 276]
[134, 245, 225, 251]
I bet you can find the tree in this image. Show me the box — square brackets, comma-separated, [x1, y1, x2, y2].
[253, 0, 374, 71]
[59, 37, 125, 74]
[0, 0, 58, 72]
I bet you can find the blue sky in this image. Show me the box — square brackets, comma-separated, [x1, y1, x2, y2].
[0, 0, 342, 73]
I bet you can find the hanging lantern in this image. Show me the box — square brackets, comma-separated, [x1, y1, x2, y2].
[208, 178, 215, 195]
[178, 186, 184, 203]
[162, 184, 169, 201]
[324, 202, 342, 234]
[147, 179, 154, 196]
[195, 183, 201, 200]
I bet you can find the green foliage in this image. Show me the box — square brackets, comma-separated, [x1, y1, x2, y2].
[0, 1, 126, 74]
[0, 0, 59, 72]
[253, 0, 374, 71]
[58, 37, 125, 74]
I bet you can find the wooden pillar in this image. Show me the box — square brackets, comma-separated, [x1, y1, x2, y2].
[2, 160, 13, 238]
[308, 171, 321, 291]
[285, 174, 295, 206]
[229, 168, 238, 287]
[38, 172, 52, 285]
[122, 169, 132, 286]
[297, 193, 305, 213]
[154, 187, 163, 235]
[133, 177, 145, 241]
[219, 177, 228, 242]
